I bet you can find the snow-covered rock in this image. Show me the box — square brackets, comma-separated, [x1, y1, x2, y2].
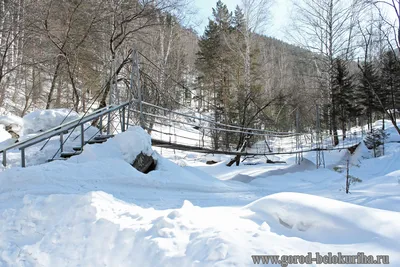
[0, 113, 24, 137]
[72, 126, 156, 165]
[0, 125, 12, 143]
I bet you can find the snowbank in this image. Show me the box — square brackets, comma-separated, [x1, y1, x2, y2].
[22, 108, 81, 134]
[0, 118, 399, 266]
[1, 191, 399, 266]
[244, 192, 400, 244]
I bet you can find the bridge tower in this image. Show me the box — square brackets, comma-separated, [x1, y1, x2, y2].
[129, 49, 144, 129]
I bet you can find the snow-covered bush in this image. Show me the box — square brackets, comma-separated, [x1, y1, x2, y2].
[364, 129, 389, 157]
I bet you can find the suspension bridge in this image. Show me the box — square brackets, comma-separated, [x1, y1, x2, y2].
[0, 50, 363, 169]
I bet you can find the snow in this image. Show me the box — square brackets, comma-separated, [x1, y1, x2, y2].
[0, 125, 12, 143]
[0, 113, 24, 150]
[73, 126, 155, 164]
[244, 192, 400, 244]
[0, 118, 400, 266]
[22, 108, 81, 135]
[0, 109, 101, 168]
[0, 114, 24, 136]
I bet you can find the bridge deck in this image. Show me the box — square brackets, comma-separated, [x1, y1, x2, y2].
[151, 139, 361, 156]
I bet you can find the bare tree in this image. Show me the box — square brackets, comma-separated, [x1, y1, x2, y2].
[240, 0, 272, 98]
[0, 0, 25, 105]
[358, 2, 400, 135]
[367, 0, 399, 57]
[97, 0, 190, 109]
[291, 0, 362, 145]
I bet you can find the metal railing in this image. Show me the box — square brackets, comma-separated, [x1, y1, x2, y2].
[1, 101, 134, 168]
[0, 96, 364, 169]
[135, 101, 363, 156]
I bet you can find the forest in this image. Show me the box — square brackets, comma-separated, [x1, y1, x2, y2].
[1, 0, 399, 142]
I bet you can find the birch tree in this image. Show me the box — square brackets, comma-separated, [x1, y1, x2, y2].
[292, 0, 362, 145]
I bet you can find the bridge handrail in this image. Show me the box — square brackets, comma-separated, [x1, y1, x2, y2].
[140, 101, 306, 136]
[134, 109, 303, 138]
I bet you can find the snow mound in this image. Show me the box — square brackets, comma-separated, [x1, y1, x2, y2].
[0, 192, 230, 266]
[350, 141, 371, 163]
[23, 109, 80, 134]
[229, 159, 315, 183]
[2, 191, 399, 267]
[230, 173, 255, 183]
[243, 192, 400, 244]
[73, 126, 155, 164]
[0, 192, 141, 266]
[258, 158, 315, 176]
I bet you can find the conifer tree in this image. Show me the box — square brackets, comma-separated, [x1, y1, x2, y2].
[381, 50, 400, 120]
[332, 58, 360, 139]
[196, 0, 233, 149]
[357, 62, 381, 131]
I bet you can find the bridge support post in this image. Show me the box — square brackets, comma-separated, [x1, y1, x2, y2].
[121, 106, 126, 132]
[80, 124, 85, 149]
[107, 112, 111, 135]
[136, 53, 144, 129]
[2, 150, 6, 167]
[21, 148, 25, 168]
[60, 133, 64, 153]
[99, 116, 103, 135]
[130, 50, 144, 129]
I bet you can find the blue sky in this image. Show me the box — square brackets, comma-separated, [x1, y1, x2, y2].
[193, 0, 291, 41]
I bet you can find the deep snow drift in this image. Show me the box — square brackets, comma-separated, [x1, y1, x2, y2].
[0, 119, 400, 266]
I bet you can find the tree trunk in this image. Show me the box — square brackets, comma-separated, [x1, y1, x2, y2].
[67, 64, 79, 111]
[46, 59, 62, 109]
[342, 115, 346, 141]
[55, 77, 62, 107]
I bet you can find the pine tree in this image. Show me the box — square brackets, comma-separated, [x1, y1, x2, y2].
[381, 50, 400, 120]
[364, 128, 389, 157]
[357, 62, 381, 131]
[196, 0, 233, 149]
[233, 5, 245, 30]
[332, 58, 360, 140]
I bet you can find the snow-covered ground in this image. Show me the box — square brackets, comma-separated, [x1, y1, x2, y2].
[0, 112, 400, 266]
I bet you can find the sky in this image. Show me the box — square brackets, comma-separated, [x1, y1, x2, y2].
[193, 0, 292, 41]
